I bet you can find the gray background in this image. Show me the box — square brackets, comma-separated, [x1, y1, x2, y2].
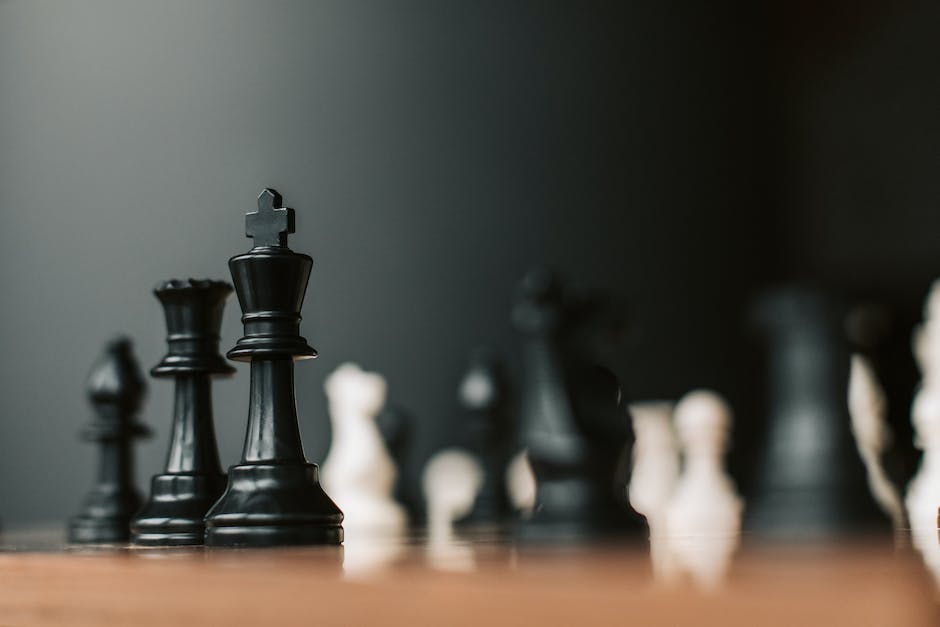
[0, 1, 936, 526]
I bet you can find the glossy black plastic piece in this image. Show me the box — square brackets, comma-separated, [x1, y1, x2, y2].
[376, 405, 423, 522]
[69, 338, 151, 544]
[131, 279, 234, 546]
[513, 268, 644, 540]
[205, 189, 343, 547]
[744, 286, 891, 538]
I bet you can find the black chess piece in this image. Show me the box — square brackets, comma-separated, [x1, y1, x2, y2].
[376, 405, 422, 522]
[131, 279, 235, 546]
[69, 338, 150, 543]
[455, 348, 514, 525]
[512, 268, 643, 540]
[744, 286, 891, 538]
[204, 189, 343, 547]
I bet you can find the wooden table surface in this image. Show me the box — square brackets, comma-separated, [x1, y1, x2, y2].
[0, 528, 936, 626]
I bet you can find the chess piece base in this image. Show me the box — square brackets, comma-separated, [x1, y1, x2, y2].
[515, 478, 645, 542]
[131, 473, 226, 546]
[68, 515, 133, 544]
[206, 523, 343, 547]
[68, 486, 141, 544]
[744, 488, 892, 540]
[205, 463, 343, 547]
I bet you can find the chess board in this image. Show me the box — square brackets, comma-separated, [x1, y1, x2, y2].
[0, 527, 935, 627]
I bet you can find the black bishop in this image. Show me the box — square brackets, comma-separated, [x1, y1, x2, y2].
[69, 338, 150, 543]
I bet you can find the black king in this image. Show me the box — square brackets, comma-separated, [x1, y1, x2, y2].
[204, 189, 344, 547]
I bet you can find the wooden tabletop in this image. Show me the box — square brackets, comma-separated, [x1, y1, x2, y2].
[0, 529, 936, 626]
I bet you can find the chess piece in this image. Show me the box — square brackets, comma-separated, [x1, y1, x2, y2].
[69, 338, 150, 543]
[321, 365, 408, 578]
[422, 449, 483, 572]
[906, 281, 940, 585]
[665, 390, 742, 591]
[376, 405, 420, 521]
[131, 279, 235, 546]
[512, 267, 642, 539]
[628, 401, 680, 581]
[455, 348, 514, 524]
[847, 355, 905, 532]
[844, 302, 911, 501]
[321, 363, 407, 534]
[204, 189, 343, 547]
[505, 450, 537, 516]
[745, 286, 889, 538]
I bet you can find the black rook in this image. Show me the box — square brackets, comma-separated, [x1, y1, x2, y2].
[204, 188, 343, 547]
[131, 279, 234, 546]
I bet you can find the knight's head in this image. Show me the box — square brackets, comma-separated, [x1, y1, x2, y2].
[324, 362, 388, 416]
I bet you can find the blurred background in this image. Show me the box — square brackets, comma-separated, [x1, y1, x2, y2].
[0, 0, 937, 526]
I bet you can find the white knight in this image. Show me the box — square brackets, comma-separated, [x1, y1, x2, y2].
[321, 362, 406, 534]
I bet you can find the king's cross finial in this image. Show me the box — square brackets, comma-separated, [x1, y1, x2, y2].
[246, 188, 295, 248]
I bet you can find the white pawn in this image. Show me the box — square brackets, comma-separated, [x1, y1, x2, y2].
[422, 449, 483, 572]
[628, 402, 680, 582]
[321, 363, 406, 536]
[665, 390, 742, 591]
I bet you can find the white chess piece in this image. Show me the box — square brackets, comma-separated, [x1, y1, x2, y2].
[321, 363, 406, 537]
[505, 450, 536, 517]
[628, 401, 680, 582]
[847, 354, 905, 531]
[665, 390, 742, 591]
[906, 282, 940, 587]
[913, 280, 940, 386]
[422, 449, 483, 572]
[907, 388, 940, 588]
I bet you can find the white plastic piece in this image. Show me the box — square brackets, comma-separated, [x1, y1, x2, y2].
[907, 281, 940, 587]
[664, 390, 743, 591]
[321, 363, 407, 536]
[505, 449, 537, 516]
[422, 449, 484, 572]
[847, 354, 905, 531]
[628, 401, 680, 582]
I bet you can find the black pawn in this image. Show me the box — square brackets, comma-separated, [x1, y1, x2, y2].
[69, 338, 150, 543]
[205, 189, 343, 547]
[513, 268, 642, 540]
[376, 405, 422, 522]
[131, 279, 235, 546]
[456, 348, 514, 524]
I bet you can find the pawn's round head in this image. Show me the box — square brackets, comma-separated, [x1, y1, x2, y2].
[458, 348, 505, 409]
[673, 390, 732, 452]
[422, 449, 484, 521]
